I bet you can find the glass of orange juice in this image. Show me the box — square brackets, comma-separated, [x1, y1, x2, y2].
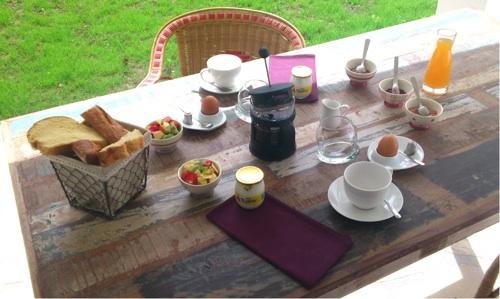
[422, 29, 457, 96]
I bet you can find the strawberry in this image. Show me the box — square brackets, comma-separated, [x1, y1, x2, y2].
[163, 116, 172, 123]
[171, 120, 181, 130]
[203, 160, 212, 167]
[148, 123, 161, 132]
[182, 171, 198, 185]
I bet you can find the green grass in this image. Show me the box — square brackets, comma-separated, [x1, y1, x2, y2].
[0, 0, 437, 120]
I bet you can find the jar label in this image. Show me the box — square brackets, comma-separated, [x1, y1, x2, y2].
[293, 85, 312, 98]
[235, 193, 265, 209]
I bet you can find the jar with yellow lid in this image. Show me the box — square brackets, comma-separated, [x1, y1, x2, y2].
[235, 166, 265, 209]
[291, 65, 313, 100]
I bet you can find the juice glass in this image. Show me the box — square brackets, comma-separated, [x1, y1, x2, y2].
[423, 29, 457, 96]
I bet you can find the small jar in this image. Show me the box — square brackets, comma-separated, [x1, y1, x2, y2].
[291, 65, 313, 100]
[235, 166, 265, 209]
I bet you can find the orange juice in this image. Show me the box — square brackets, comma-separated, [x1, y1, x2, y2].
[423, 29, 456, 96]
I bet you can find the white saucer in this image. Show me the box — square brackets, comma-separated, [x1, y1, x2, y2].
[367, 136, 424, 170]
[327, 176, 404, 222]
[182, 111, 227, 131]
[199, 76, 244, 94]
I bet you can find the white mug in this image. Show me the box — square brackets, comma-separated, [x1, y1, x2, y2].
[343, 161, 393, 210]
[321, 99, 349, 128]
[200, 54, 242, 89]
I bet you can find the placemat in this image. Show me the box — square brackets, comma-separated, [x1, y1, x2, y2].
[269, 54, 318, 102]
[207, 193, 352, 288]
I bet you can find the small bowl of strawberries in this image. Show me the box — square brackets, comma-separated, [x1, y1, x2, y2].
[177, 158, 222, 195]
[146, 116, 183, 153]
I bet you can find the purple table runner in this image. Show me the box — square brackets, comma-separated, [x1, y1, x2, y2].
[207, 193, 352, 288]
[269, 54, 318, 102]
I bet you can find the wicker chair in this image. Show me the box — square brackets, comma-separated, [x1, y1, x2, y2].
[475, 255, 499, 298]
[138, 7, 305, 87]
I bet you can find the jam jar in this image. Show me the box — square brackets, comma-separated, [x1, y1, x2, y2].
[234, 166, 265, 209]
[291, 65, 313, 100]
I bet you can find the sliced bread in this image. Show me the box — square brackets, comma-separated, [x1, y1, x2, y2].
[97, 129, 145, 167]
[27, 116, 108, 155]
[71, 140, 102, 165]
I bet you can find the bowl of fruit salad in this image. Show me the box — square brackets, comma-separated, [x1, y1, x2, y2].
[178, 159, 222, 195]
[146, 116, 183, 153]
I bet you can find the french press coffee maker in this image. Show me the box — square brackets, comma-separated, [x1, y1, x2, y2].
[248, 49, 296, 161]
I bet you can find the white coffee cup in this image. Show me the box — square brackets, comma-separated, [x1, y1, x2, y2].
[200, 54, 242, 89]
[321, 99, 349, 128]
[343, 161, 393, 210]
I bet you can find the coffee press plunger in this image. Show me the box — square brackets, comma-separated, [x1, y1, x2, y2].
[248, 48, 296, 161]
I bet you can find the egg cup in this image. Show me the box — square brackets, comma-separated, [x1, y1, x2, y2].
[198, 111, 220, 124]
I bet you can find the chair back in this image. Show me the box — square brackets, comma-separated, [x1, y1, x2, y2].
[138, 7, 305, 87]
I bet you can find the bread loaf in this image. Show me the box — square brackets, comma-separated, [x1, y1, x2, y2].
[97, 129, 145, 167]
[81, 106, 128, 143]
[27, 116, 108, 155]
[71, 140, 102, 165]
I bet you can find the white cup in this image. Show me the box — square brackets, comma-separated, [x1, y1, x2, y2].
[200, 54, 242, 89]
[321, 99, 349, 128]
[343, 161, 393, 210]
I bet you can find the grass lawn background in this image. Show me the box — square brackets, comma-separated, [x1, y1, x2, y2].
[0, 0, 437, 120]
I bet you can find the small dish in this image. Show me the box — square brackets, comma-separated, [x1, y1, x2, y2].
[367, 135, 424, 170]
[327, 176, 403, 222]
[199, 75, 245, 94]
[378, 78, 414, 108]
[183, 111, 227, 131]
[147, 117, 183, 153]
[404, 96, 444, 130]
[345, 58, 377, 88]
[178, 158, 222, 195]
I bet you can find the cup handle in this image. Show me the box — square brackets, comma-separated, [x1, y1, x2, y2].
[339, 104, 350, 115]
[200, 68, 213, 84]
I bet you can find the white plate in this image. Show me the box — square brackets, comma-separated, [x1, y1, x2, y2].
[199, 75, 245, 94]
[327, 176, 404, 222]
[182, 111, 227, 131]
[367, 136, 424, 170]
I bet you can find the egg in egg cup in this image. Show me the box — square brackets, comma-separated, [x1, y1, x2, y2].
[372, 134, 399, 165]
[198, 95, 221, 124]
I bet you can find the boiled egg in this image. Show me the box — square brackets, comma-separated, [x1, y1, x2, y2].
[200, 95, 220, 115]
[376, 134, 399, 157]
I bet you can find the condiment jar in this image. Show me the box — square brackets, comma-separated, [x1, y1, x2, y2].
[235, 166, 265, 209]
[291, 65, 313, 100]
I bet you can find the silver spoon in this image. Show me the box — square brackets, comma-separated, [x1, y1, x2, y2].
[410, 77, 430, 116]
[195, 119, 213, 128]
[398, 141, 425, 166]
[392, 56, 400, 94]
[355, 39, 371, 73]
[384, 199, 401, 219]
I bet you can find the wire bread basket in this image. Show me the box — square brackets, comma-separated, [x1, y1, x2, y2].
[48, 122, 151, 218]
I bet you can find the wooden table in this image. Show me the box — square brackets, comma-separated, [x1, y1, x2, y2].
[1, 9, 498, 297]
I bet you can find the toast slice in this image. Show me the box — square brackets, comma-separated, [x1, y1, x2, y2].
[97, 129, 145, 167]
[27, 116, 108, 155]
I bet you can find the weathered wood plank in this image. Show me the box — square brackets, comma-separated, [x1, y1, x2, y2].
[420, 138, 499, 202]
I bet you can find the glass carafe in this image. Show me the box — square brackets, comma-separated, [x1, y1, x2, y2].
[422, 28, 457, 96]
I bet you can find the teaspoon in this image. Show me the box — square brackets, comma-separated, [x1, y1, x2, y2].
[410, 77, 430, 116]
[392, 56, 400, 94]
[355, 39, 371, 73]
[384, 199, 401, 219]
